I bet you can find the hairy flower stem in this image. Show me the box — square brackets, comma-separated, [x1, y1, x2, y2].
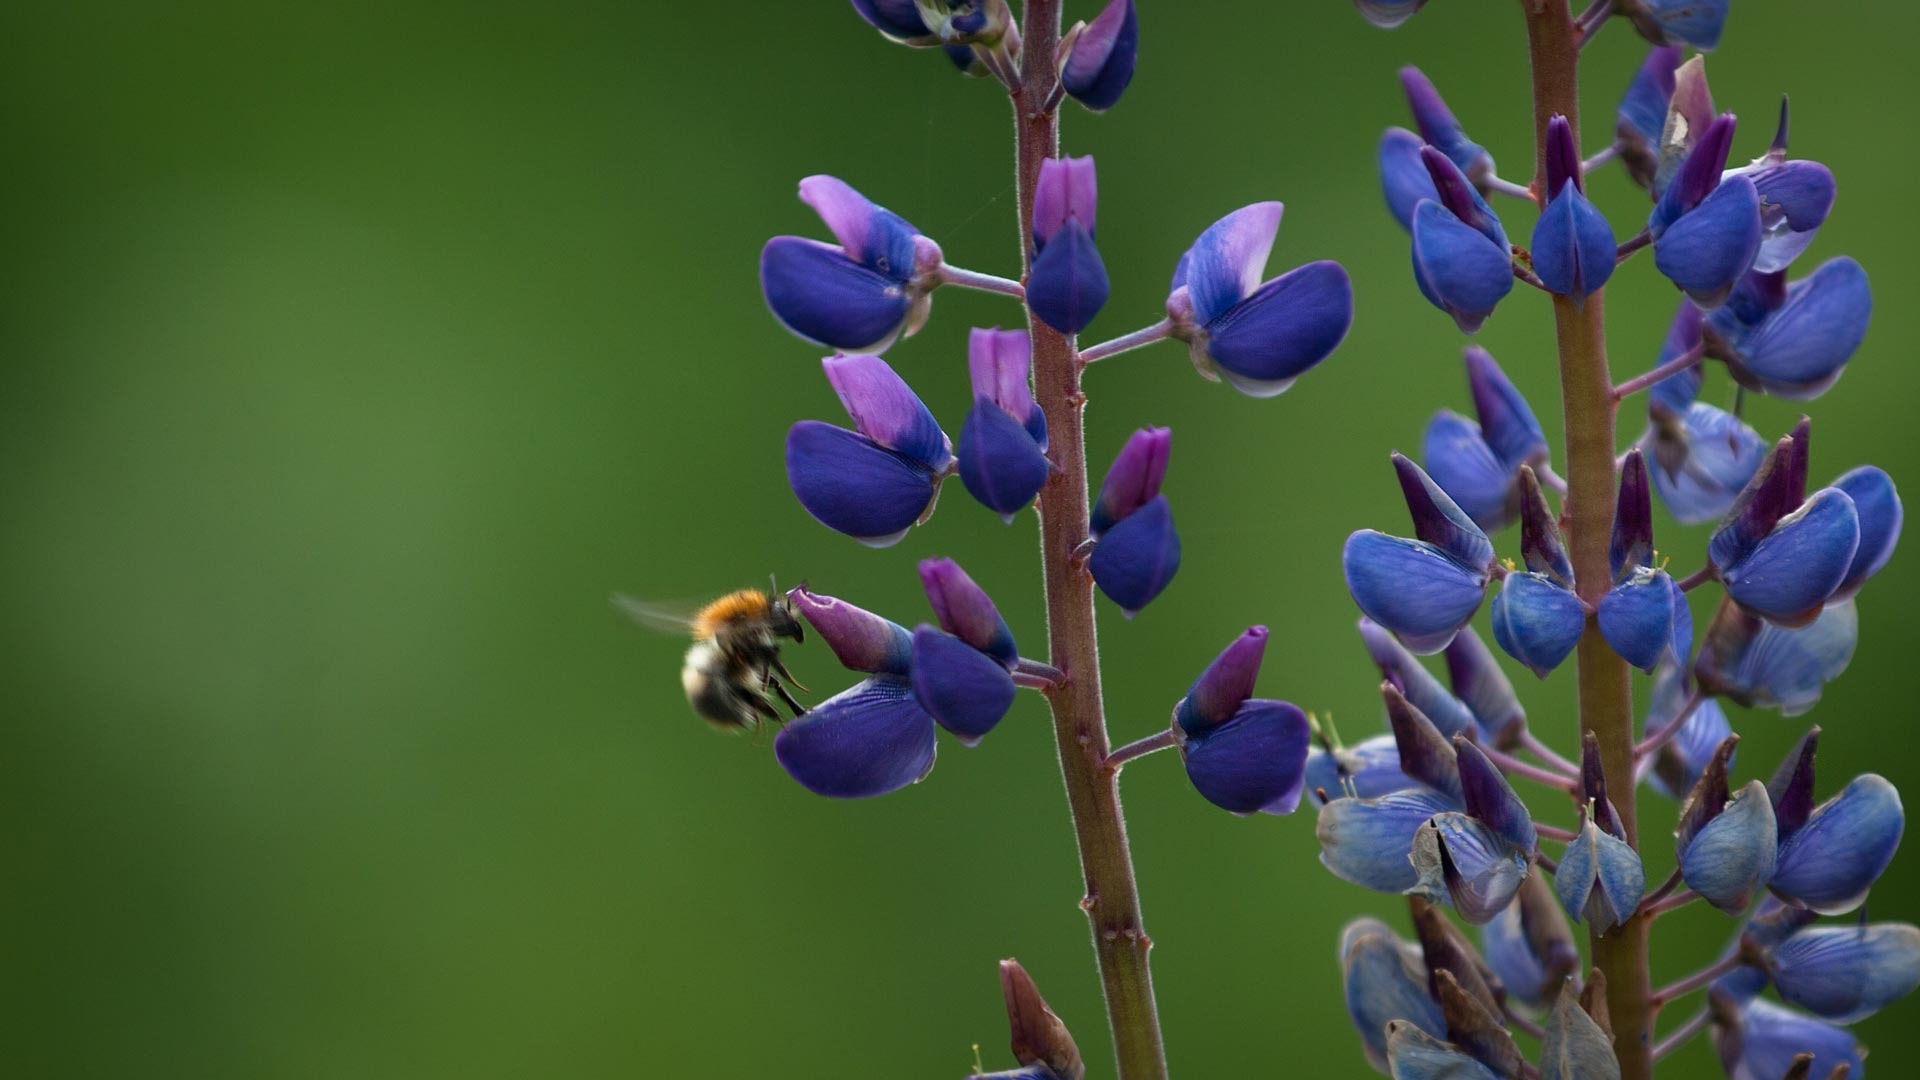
[1012, 3, 1168, 1077]
[1524, 4, 1652, 1078]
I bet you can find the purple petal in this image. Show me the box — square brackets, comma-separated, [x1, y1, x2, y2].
[1408, 812, 1529, 925]
[1032, 155, 1098, 248]
[1089, 494, 1180, 616]
[787, 585, 913, 676]
[1201, 260, 1353, 397]
[1401, 67, 1491, 178]
[1185, 202, 1282, 327]
[1598, 568, 1689, 672]
[1722, 998, 1863, 1080]
[908, 626, 1016, 746]
[1182, 700, 1312, 815]
[1617, 46, 1682, 191]
[822, 353, 950, 470]
[849, 0, 933, 42]
[1745, 160, 1836, 273]
[1544, 114, 1581, 196]
[1651, 113, 1738, 234]
[1643, 661, 1731, 801]
[1648, 300, 1706, 415]
[1680, 779, 1778, 914]
[774, 675, 937, 798]
[1456, 738, 1537, 853]
[1464, 346, 1547, 473]
[1532, 181, 1616, 305]
[1060, 0, 1137, 112]
[1092, 427, 1171, 538]
[1772, 773, 1905, 916]
[917, 558, 1016, 666]
[1611, 450, 1656, 579]
[786, 421, 940, 546]
[1177, 625, 1267, 736]
[1623, 0, 1728, 51]
[1695, 597, 1858, 717]
[1767, 922, 1920, 1023]
[761, 237, 912, 353]
[1395, 452, 1496, 570]
[1643, 402, 1766, 525]
[1027, 219, 1109, 335]
[1726, 257, 1871, 401]
[967, 326, 1034, 418]
[1419, 147, 1506, 248]
[1517, 467, 1574, 587]
[956, 399, 1050, 520]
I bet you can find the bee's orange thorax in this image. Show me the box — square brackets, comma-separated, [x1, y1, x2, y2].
[693, 590, 771, 639]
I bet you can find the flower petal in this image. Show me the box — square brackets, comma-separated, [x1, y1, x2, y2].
[1089, 494, 1180, 616]
[918, 558, 1016, 665]
[1177, 625, 1266, 737]
[1532, 181, 1616, 306]
[786, 421, 940, 546]
[1720, 487, 1859, 626]
[1491, 574, 1586, 678]
[773, 676, 937, 797]
[797, 175, 916, 276]
[822, 353, 951, 470]
[787, 585, 913, 676]
[1771, 774, 1905, 916]
[761, 236, 912, 353]
[1342, 923, 1446, 1073]
[1680, 779, 1779, 914]
[1726, 257, 1872, 401]
[1200, 261, 1352, 397]
[1422, 412, 1513, 536]
[1181, 699, 1311, 815]
[1360, 617, 1481, 741]
[1345, 533, 1489, 656]
[1830, 465, 1901, 600]
[1317, 788, 1458, 893]
[1027, 219, 1109, 335]
[1185, 202, 1282, 327]
[1092, 427, 1170, 538]
[1654, 175, 1763, 310]
[1060, 0, 1137, 112]
[957, 399, 1050, 520]
[1695, 598, 1858, 717]
[1411, 200, 1514, 334]
[908, 626, 1016, 746]
[1381, 127, 1438, 231]
[1768, 923, 1920, 1024]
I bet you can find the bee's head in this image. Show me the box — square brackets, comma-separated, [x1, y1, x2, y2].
[767, 590, 804, 643]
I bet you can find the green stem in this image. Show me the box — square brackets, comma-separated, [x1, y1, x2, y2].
[1522, 4, 1652, 1079]
[1012, 3, 1167, 1077]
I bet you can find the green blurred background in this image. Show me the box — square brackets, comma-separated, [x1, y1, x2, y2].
[4, 2, 1916, 1076]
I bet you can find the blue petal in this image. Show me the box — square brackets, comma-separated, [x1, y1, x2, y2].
[1772, 774, 1905, 916]
[1731, 257, 1872, 401]
[1306, 734, 1423, 805]
[1769, 923, 1920, 1023]
[1697, 599, 1858, 717]
[1186, 202, 1282, 328]
[1201, 261, 1353, 397]
[1731, 999, 1864, 1080]
[1747, 160, 1836, 273]
[1653, 176, 1762, 310]
[1182, 700, 1311, 815]
[849, 0, 932, 41]
[1531, 183, 1616, 306]
[1385, 1024, 1501, 1080]
[1490, 574, 1586, 678]
[1027, 219, 1109, 335]
[1831, 466, 1902, 600]
[1089, 495, 1180, 616]
[797, 175, 917, 277]
[1721, 488, 1859, 625]
[786, 422, 939, 546]
[1444, 626, 1525, 743]
[822, 353, 951, 470]
[1380, 127, 1439, 231]
[1341, 923, 1446, 1073]
[1316, 788, 1457, 893]
[1617, 46, 1681, 169]
[1679, 780, 1779, 914]
[1554, 822, 1645, 933]
[908, 626, 1015, 746]
[1344, 532, 1489, 655]
[1644, 402, 1767, 525]
[1464, 346, 1547, 473]
[1060, 0, 1136, 112]
[1626, 0, 1728, 50]
[760, 236, 911, 353]
[1643, 662, 1732, 801]
[1411, 200, 1514, 334]
[773, 676, 937, 797]
[1598, 568, 1689, 672]
[1423, 411, 1514, 532]
[956, 399, 1050, 520]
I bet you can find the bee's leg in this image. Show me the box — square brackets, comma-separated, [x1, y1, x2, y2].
[772, 656, 808, 694]
[767, 676, 807, 718]
[744, 688, 782, 726]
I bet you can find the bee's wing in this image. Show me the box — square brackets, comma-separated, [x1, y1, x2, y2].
[611, 593, 701, 636]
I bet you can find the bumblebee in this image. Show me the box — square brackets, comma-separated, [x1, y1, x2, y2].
[616, 585, 807, 732]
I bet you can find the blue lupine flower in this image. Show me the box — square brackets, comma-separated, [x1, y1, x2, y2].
[1637, 302, 1769, 523]
[1423, 345, 1549, 533]
[1172, 626, 1312, 815]
[1400, 67, 1493, 182]
[1642, 659, 1733, 801]
[1407, 808, 1531, 925]
[1166, 202, 1353, 396]
[1360, 617, 1481, 742]
[1059, 0, 1136, 113]
[1481, 877, 1578, 1011]
[1696, 596, 1858, 716]
[848, 0, 937, 44]
[786, 354, 952, 545]
[1722, 101, 1838, 274]
[910, 558, 1019, 744]
[1707, 259, 1873, 401]
[1649, 115, 1762, 310]
[1086, 429, 1179, 616]
[1410, 148, 1515, 334]
[1354, 0, 1430, 31]
[1772, 767, 1905, 916]
[1491, 470, 1585, 678]
[865, 0, 1015, 49]
[1556, 807, 1646, 933]
[761, 176, 945, 353]
[1344, 454, 1496, 654]
[968, 959, 1084, 1080]
[1598, 451, 1693, 671]
[1385, 1022, 1502, 1080]
[1318, 787, 1459, 893]
[1713, 996, 1865, 1080]
[1380, 127, 1438, 230]
[957, 327, 1050, 520]
[1763, 922, 1920, 1024]
[786, 584, 912, 676]
[774, 676, 938, 797]
[1339, 919, 1445, 1072]
[1830, 466, 1902, 601]
[1619, 0, 1729, 51]
[1307, 732, 1413, 806]
[1028, 155, 1108, 334]
[1681, 778, 1780, 914]
[1709, 422, 1860, 626]
[1616, 45, 1682, 192]
[1532, 115, 1615, 306]
[1445, 625, 1526, 746]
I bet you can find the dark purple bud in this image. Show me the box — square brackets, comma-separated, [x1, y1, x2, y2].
[1384, 682, 1464, 805]
[1611, 450, 1656, 579]
[1420, 147, 1506, 247]
[1400, 452, 1497, 569]
[909, 625, 1016, 745]
[1545, 115, 1582, 197]
[994, 960, 1085, 1080]
[1361, 618, 1480, 741]
[1676, 733, 1740, 855]
[918, 557, 1016, 665]
[1091, 427, 1170, 538]
[1445, 626, 1525, 746]
[1769, 728, 1821, 842]
[1408, 813, 1530, 926]
[1695, 597, 1859, 716]
[1771, 773, 1905, 916]
[1341, 919, 1446, 1073]
[1650, 113, 1739, 235]
[773, 676, 937, 797]
[1619, 0, 1728, 51]
[1028, 162, 1109, 333]
[1532, 166, 1616, 305]
[1765, 923, 1920, 1023]
[1578, 731, 1624, 838]
[1830, 465, 1901, 600]
[1177, 625, 1266, 736]
[1710, 422, 1812, 577]
[1714, 258, 1872, 401]
[1381, 127, 1439, 231]
[1617, 46, 1682, 192]
[1554, 810, 1645, 933]
[1401, 67, 1492, 181]
[1089, 494, 1179, 617]
[1457, 738, 1537, 853]
[1058, 0, 1136, 113]
[1318, 788, 1459, 894]
[787, 585, 912, 676]
[1517, 469, 1572, 586]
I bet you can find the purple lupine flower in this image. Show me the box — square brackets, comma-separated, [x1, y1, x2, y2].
[849, 0, 937, 44]
[1829, 466, 1902, 601]
[861, 0, 1016, 49]
[1166, 202, 1353, 396]
[1706, 259, 1873, 401]
[786, 584, 913, 676]
[968, 959, 1085, 1080]
[1445, 625, 1526, 747]
[1490, 470, 1586, 678]
[1708, 422, 1861, 626]
[1410, 148, 1515, 333]
[1768, 730, 1905, 916]
[1028, 155, 1108, 334]
[1721, 100, 1838, 274]
[1306, 732, 1411, 805]
[1354, 0, 1430, 31]
[761, 176, 944, 353]
[957, 327, 1051, 520]
[1086, 428, 1179, 616]
[1619, 0, 1729, 50]
[1616, 45, 1682, 193]
[1598, 451, 1692, 671]
[1344, 454, 1495, 654]
[1339, 918, 1446, 1073]
[910, 558, 1019, 743]
[1360, 617, 1481, 741]
[1679, 776, 1780, 915]
[1713, 995, 1865, 1080]
[1648, 115, 1763, 309]
[1638, 301, 1768, 523]
[1379, 127, 1439, 230]
[1171, 627, 1312, 815]
[1556, 804, 1646, 933]
[1400, 67, 1494, 183]
[1695, 597, 1858, 717]
[1532, 115, 1616, 306]
[1385, 1023, 1502, 1080]
[1423, 345, 1549, 533]
[774, 677, 939, 798]
[1761, 922, 1920, 1024]
[1318, 787, 1460, 893]
[1480, 876, 1578, 1011]
[786, 354, 953, 546]
[1642, 659, 1733, 801]
[1058, 0, 1136, 113]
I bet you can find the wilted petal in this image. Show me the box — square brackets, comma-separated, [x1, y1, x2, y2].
[1177, 625, 1266, 736]
[1385, 684, 1464, 805]
[1695, 598, 1857, 716]
[1772, 774, 1905, 916]
[1767, 923, 1920, 1024]
[909, 626, 1015, 746]
[762, 237, 913, 352]
[1681, 779, 1779, 914]
[787, 585, 912, 676]
[1342, 921, 1446, 1073]
[1059, 0, 1137, 112]
[1540, 980, 1620, 1080]
[1654, 176, 1763, 310]
[1408, 813, 1530, 925]
[1481, 876, 1578, 1011]
[1617, 46, 1683, 192]
[774, 676, 937, 797]
[1182, 700, 1311, 815]
[1491, 574, 1586, 678]
[1091, 427, 1170, 538]
[1318, 788, 1457, 894]
[1089, 495, 1180, 616]
[1200, 261, 1353, 398]
[786, 422, 941, 545]
[1644, 401, 1767, 525]
[1384, 1021, 1502, 1080]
